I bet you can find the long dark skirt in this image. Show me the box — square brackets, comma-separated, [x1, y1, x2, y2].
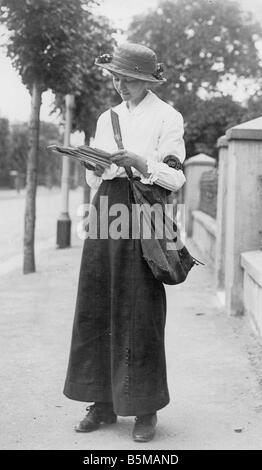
[63, 177, 170, 416]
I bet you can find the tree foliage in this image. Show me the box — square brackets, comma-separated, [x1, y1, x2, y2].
[241, 92, 262, 122]
[54, 13, 119, 143]
[51, 10, 118, 203]
[8, 122, 29, 174]
[8, 121, 62, 184]
[128, 0, 262, 100]
[0, 0, 99, 273]
[0, 0, 98, 95]
[184, 95, 245, 157]
[0, 117, 10, 181]
[128, 0, 262, 157]
[38, 121, 62, 186]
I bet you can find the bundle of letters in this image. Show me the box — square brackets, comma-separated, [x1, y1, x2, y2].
[47, 144, 112, 169]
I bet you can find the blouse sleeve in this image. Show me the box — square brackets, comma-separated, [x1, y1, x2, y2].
[140, 108, 186, 192]
[85, 115, 103, 190]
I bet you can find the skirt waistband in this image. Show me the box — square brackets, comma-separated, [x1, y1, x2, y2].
[101, 176, 141, 182]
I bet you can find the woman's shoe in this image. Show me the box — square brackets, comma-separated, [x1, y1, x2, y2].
[132, 413, 157, 442]
[75, 403, 117, 432]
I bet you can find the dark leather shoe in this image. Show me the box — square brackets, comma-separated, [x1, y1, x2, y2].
[75, 404, 117, 432]
[132, 413, 157, 442]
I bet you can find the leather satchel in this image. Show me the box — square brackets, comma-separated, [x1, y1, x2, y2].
[110, 109, 203, 285]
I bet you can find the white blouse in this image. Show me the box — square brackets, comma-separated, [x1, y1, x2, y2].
[86, 90, 186, 192]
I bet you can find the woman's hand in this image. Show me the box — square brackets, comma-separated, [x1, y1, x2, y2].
[81, 161, 105, 176]
[110, 150, 150, 177]
[110, 150, 140, 168]
[93, 164, 105, 176]
[81, 161, 94, 171]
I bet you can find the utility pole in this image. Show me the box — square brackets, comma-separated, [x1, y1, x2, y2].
[56, 94, 75, 248]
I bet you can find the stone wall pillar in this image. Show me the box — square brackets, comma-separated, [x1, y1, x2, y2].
[184, 153, 216, 237]
[224, 117, 262, 315]
[215, 136, 228, 293]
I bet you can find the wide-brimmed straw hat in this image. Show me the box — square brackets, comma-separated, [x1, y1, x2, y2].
[95, 42, 166, 83]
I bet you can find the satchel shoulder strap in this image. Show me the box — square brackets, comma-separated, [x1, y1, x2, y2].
[110, 109, 124, 150]
[110, 108, 133, 180]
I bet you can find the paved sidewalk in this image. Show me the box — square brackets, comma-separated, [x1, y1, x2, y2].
[0, 186, 83, 271]
[1, 238, 262, 450]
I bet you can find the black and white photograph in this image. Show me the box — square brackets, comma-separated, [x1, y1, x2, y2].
[0, 0, 262, 456]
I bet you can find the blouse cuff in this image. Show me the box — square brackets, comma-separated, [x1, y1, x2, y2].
[140, 160, 186, 192]
[85, 169, 102, 190]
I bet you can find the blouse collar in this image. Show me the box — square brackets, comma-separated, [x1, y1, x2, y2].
[119, 90, 156, 117]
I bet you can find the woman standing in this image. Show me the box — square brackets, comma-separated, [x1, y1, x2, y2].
[63, 42, 186, 442]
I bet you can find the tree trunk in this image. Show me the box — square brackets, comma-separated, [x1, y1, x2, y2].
[83, 131, 91, 206]
[23, 81, 42, 274]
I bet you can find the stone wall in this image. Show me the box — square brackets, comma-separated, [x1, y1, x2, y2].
[199, 168, 218, 219]
[184, 154, 216, 237]
[214, 117, 262, 324]
[191, 210, 216, 264]
[187, 116, 262, 335]
[241, 251, 262, 337]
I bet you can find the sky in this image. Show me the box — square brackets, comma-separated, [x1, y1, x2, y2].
[0, 0, 262, 127]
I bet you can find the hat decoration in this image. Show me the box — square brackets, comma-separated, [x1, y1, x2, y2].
[153, 63, 165, 81]
[97, 53, 112, 64]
